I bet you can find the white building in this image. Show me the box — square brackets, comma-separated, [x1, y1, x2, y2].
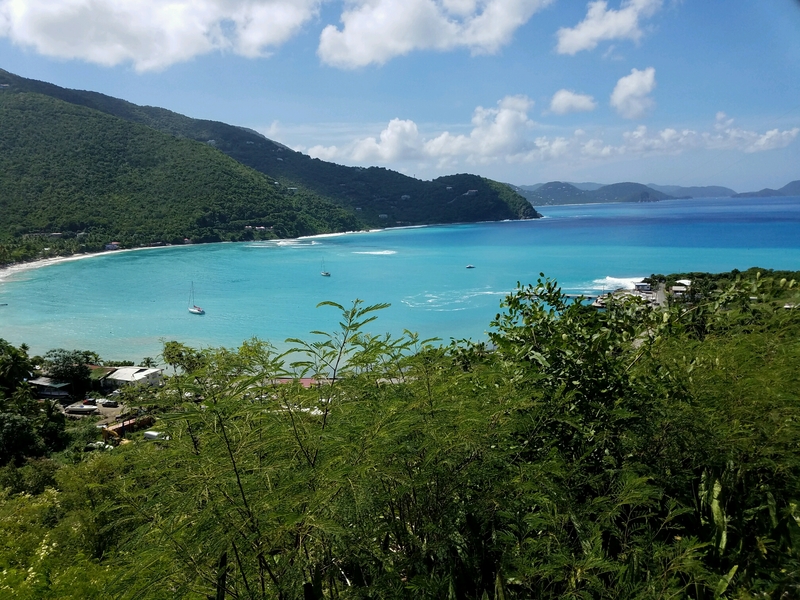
[105, 367, 163, 388]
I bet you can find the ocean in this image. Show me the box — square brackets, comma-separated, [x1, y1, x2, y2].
[1, 196, 799, 362]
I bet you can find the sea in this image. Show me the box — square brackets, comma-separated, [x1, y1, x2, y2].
[1, 196, 799, 363]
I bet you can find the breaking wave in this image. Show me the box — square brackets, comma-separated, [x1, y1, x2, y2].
[589, 276, 645, 291]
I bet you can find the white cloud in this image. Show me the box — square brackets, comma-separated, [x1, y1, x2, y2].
[307, 144, 341, 161]
[705, 112, 800, 153]
[351, 118, 424, 162]
[556, 0, 662, 55]
[299, 108, 798, 172]
[610, 66, 656, 119]
[424, 95, 536, 163]
[581, 138, 619, 158]
[0, 0, 321, 71]
[595, 117, 799, 157]
[549, 89, 597, 115]
[317, 0, 552, 69]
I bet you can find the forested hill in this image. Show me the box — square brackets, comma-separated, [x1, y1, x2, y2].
[514, 181, 673, 205]
[0, 91, 363, 253]
[0, 68, 538, 229]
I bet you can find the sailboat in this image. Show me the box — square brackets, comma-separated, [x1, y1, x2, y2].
[188, 282, 205, 315]
[320, 259, 331, 277]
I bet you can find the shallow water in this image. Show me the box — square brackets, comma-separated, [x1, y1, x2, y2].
[1, 197, 799, 361]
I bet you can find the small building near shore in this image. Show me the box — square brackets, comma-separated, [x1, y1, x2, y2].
[103, 367, 163, 389]
[670, 285, 688, 298]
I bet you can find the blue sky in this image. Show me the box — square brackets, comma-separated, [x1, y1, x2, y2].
[2, 0, 799, 191]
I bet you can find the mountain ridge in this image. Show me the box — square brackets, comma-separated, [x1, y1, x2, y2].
[0, 68, 538, 229]
[733, 180, 800, 198]
[512, 181, 673, 206]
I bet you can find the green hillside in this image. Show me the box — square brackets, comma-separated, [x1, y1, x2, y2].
[0, 92, 361, 260]
[0, 68, 538, 228]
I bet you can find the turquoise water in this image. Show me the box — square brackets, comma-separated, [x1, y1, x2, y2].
[1, 197, 799, 362]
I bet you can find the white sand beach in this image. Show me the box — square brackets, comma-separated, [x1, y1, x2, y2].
[0, 246, 163, 284]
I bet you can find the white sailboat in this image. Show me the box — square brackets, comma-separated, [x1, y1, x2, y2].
[320, 259, 331, 277]
[188, 282, 205, 315]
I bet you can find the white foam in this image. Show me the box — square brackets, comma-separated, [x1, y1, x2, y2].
[352, 250, 397, 255]
[248, 240, 317, 248]
[401, 288, 507, 311]
[590, 276, 645, 291]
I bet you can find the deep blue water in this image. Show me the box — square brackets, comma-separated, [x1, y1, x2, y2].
[1, 197, 799, 362]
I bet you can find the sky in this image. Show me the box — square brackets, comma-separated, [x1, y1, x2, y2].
[2, 0, 800, 192]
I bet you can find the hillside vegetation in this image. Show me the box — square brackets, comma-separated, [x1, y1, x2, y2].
[0, 91, 363, 263]
[1, 269, 799, 598]
[0, 68, 537, 239]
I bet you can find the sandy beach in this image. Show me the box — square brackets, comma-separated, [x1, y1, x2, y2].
[0, 246, 166, 284]
[0, 232, 368, 285]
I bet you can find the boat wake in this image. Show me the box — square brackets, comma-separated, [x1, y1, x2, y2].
[352, 250, 397, 255]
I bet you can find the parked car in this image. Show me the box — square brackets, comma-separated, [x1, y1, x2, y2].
[82, 398, 96, 405]
[97, 399, 119, 408]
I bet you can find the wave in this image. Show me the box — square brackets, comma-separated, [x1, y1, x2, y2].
[352, 250, 397, 255]
[245, 240, 319, 248]
[402, 288, 507, 311]
[589, 276, 645, 291]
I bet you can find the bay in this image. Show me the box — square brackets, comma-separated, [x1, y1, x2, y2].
[1, 196, 799, 362]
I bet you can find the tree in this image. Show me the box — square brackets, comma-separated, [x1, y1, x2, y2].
[0, 338, 32, 399]
[42, 349, 94, 398]
[0, 412, 44, 465]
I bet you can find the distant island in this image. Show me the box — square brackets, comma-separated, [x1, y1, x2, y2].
[512, 179, 799, 205]
[732, 180, 800, 198]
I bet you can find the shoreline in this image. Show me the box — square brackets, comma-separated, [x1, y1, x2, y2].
[0, 245, 170, 284]
[0, 218, 535, 283]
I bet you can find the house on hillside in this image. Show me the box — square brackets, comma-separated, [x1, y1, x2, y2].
[29, 377, 71, 400]
[103, 367, 163, 389]
[670, 279, 692, 299]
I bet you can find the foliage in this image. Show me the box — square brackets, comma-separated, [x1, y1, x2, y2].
[0, 91, 363, 265]
[0, 338, 33, 398]
[42, 348, 96, 397]
[0, 273, 798, 598]
[0, 340, 68, 466]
